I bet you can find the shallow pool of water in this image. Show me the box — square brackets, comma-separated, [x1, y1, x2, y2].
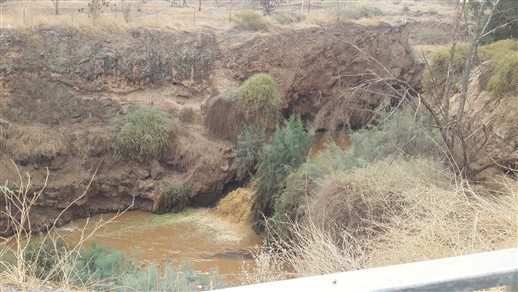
[57, 208, 262, 282]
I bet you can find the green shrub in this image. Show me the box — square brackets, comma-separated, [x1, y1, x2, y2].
[329, 1, 384, 22]
[234, 10, 269, 31]
[269, 106, 444, 238]
[162, 182, 190, 211]
[24, 239, 69, 282]
[238, 73, 282, 126]
[235, 125, 266, 179]
[110, 106, 175, 162]
[255, 115, 314, 218]
[269, 144, 360, 238]
[273, 12, 305, 24]
[72, 242, 136, 289]
[349, 106, 443, 162]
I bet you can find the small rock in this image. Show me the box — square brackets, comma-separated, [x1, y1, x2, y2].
[133, 168, 150, 180]
[50, 155, 67, 170]
[150, 160, 164, 180]
[16, 154, 30, 166]
[138, 180, 154, 192]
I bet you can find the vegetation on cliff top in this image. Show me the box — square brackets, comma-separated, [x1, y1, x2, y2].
[205, 73, 281, 140]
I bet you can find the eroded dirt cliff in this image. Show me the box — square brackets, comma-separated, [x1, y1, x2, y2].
[0, 24, 418, 235]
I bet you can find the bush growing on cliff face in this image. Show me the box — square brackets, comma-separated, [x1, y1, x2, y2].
[238, 73, 282, 126]
[110, 106, 175, 162]
[162, 182, 190, 212]
[235, 125, 266, 179]
[255, 115, 313, 218]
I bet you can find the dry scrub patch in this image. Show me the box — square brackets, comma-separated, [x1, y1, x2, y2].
[1, 124, 69, 161]
[242, 158, 517, 283]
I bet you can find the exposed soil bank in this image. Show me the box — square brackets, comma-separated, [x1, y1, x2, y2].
[0, 24, 419, 235]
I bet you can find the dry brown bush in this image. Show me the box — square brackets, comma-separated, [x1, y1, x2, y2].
[308, 158, 451, 237]
[241, 158, 517, 283]
[313, 85, 387, 131]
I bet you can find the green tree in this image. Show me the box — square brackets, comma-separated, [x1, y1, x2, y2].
[255, 115, 313, 218]
[469, 0, 518, 43]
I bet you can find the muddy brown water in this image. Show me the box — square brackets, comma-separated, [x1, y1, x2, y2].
[310, 132, 350, 156]
[51, 132, 348, 284]
[56, 209, 262, 283]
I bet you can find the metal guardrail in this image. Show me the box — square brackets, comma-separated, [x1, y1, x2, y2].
[219, 248, 518, 291]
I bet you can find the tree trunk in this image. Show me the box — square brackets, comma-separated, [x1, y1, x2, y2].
[52, 0, 59, 15]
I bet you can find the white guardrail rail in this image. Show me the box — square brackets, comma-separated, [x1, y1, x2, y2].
[218, 248, 518, 292]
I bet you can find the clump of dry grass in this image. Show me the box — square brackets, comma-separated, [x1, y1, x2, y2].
[2, 124, 70, 160]
[241, 158, 517, 284]
[308, 158, 451, 237]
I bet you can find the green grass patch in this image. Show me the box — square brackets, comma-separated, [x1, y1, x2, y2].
[328, 1, 384, 22]
[234, 10, 269, 31]
[424, 40, 518, 97]
[273, 12, 305, 25]
[481, 40, 518, 96]
[110, 106, 175, 162]
[423, 42, 470, 96]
